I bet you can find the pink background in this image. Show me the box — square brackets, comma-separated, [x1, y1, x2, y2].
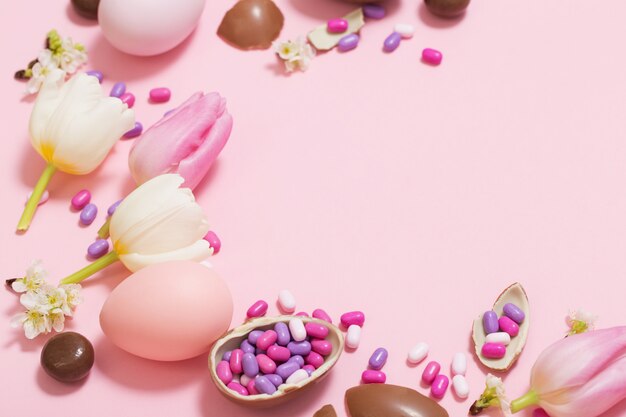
[2, 0, 626, 416]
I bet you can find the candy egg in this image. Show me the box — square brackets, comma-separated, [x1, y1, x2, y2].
[100, 261, 232, 361]
[41, 332, 94, 382]
[217, 0, 284, 50]
[98, 0, 206, 56]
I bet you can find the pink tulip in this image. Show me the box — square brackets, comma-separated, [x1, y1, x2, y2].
[128, 92, 233, 190]
[510, 326, 626, 416]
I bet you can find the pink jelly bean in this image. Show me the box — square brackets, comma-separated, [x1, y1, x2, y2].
[71, 189, 91, 210]
[431, 374, 449, 399]
[256, 330, 278, 350]
[267, 345, 291, 362]
[327, 18, 348, 33]
[482, 343, 506, 359]
[216, 360, 233, 385]
[295, 312, 309, 317]
[204, 231, 221, 254]
[311, 339, 333, 356]
[305, 351, 324, 369]
[340, 311, 365, 327]
[305, 322, 329, 339]
[230, 349, 244, 374]
[312, 308, 332, 323]
[246, 300, 268, 318]
[499, 316, 520, 337]
[361, 370, 386, 384]
[119, 92, 135, 108]
[422, 361, 441, 385]
[533, 409, 551, 417]
[256, 354, 277, 374]
[246, 379, 259, 395]
[302, 364, 316, 375]
[227, 382, 249, 396]
[422, 48, 443, 65]
[149, 87, 171, 103]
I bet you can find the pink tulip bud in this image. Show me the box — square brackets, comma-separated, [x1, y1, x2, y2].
[128, 92, 233, 190]
[511, 326, 626, 417]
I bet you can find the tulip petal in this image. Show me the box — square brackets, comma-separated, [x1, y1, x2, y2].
[29, 69, 67, 159]
[119, 240, 213, 272]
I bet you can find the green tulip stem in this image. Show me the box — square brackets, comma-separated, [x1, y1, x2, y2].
[97, 218, 111, 239]
[17, 164, 56, 232]
[59, 251, 120, 285]
[510, 390, 539, 413]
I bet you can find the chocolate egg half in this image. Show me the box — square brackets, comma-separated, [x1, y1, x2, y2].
[217, 0, 284, 50]
[41, 332, 95, 382]
[71, 0, 100, 19]
[424, 0, 470, 18]
[346, 384, 449, 417]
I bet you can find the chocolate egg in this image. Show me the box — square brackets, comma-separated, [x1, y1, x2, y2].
[346, 384, 449, 417]
[314, 404, 338, 417]
[424, 0, 470, 18]
[41, 332, 95, 382]
[71, 0, 100, 19]
[217, 0, 284, 50]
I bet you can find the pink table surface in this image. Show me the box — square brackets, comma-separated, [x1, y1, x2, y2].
[2, 0, 626, 416]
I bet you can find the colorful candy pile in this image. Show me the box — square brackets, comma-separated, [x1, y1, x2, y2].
[481, 302, 525, 359]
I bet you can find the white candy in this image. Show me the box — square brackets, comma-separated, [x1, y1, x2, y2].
[452, 352, 467, 376]
[407, 342, 429, 364]
[394, 23, 415, 39]
[25, 190, 49, 206]
[346, 324, 361, 349]
[240, 374, 253, 386]
[286, 369, 309, 385]
[278, 289, 296, 313]
[452, 374, 470, 399]
[485, 332, 511, 345]
[289, 318, 307, 342]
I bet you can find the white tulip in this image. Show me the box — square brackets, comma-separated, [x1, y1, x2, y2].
[59, 174, 212, 285]
[18, 69, 135, 231]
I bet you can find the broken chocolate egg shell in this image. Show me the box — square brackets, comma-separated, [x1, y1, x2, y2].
[217, 0, 284, 50]
[472, 282, 529, 371]
[346, 384, 449, 417]
[208, 316, 344, 407]
[313, 404, 337, 417]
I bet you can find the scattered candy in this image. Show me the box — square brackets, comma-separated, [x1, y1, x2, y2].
[408, 342, 429, 364]
[230, 349, 244, 373]
[368, 347, 388, 370]
[498, 316, 520, 337]
[451, 352, 467, 376]
[119, 92, 135, 108]
[248, 330, 264, 345]
[240, 340, 255, 354]
[312, 308, 332, 323]
[123, 122, 143, 139]
[289, 317, 307, 341]
[327, 18, 348, 33]
[247, 300, 269, 318]
[482, 310, 499, 334]
[227, 381, 249, 395]
[286, 368, 309, 384]
[288, 340, 311, 356]
[257, 330, 278, 350]
[346, 324, 361, 349]
[341, 311, 365, 327]
[338, 33, 360, 52]
[452, 374, 470, 399]
[394, 23, 415, 38]
[79, 203, 98, 225]
[431, 374, 449, 399]
[71, 189, 91, 210]
[149, 87, 172, 103]
[274, 322, 291, 345]
[362, 4, 385, 19]
[485, 332, 511, 345]
[422, 48, 443, 65]
[87, 239, 109, 258]
[26, 190, 49, 206]
[109, 81, 126, 98]
[217, 360, 233, 384]
[305, 322, 329, 339]
[40, 332, 94, 382]
[257, 354, 276, 374]
[276, 360, 300, 380]
[311, 339, 333, 356]
[308, 8, 364, 51]
[107, 199, 122, 216]
[383, 32, 402, 52]
[204, 231, 222, 254]
[503, 302, 525, 324]
[278, 289, 296, 313]
[421, 361, 440, 385]
[85, 70, 103, 83]
[305, 351, 324, 368]
[481, 343, 506, 359]
[267, 345, 291, 362]
[362, 369, 386, 384]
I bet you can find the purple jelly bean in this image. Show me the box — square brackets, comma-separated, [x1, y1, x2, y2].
[80, 203, 98, 225]
[248, 330, 264, 345]
[86, 70, 103, 83]
[274, 322, 291, 346]
[338, 33, 360, 52]
[242, 352, 259, 377]
[87, 239, 109, 258]
[287, 355, 304, 367]
[276, 361, 300, 380]
[222, 351, 232, 361]
[503, 303, 525, 324]
[383, 32, 402, 53]
[483, 310, 499, 334]
[110, 82, 126, 98]
[288, 341, 311, 356]
[368, 347, 388, 370]
[123, 122, 143, 139]
[240, 340, 255, 354]
[265, 374, 283, 387]
[254, 375, 276, 394]
[363, 4, 385, 19]
[107, 199, 123, 216]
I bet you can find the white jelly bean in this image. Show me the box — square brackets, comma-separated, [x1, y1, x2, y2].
[452, 374, 470, 399]
[25, 190, 49, 206]
[452, 352, 467, 376]
[346, 324, 361, 349]
[289, 317, 307, 342]
[394, 23, 415, 38]
[286, 369, 309, 385]
[240, 374, 254, 386]
[278, 289, 296, 313]
[485, 332, 512, 345]
[407, 342, 429, 364]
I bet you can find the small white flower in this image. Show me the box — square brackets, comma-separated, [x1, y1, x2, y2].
[566, 309, 597, 335]
[39, 284, 71, 315]
[58, 37, 87, 74]
[60, 283, 83, 313]
[11, 309, 50, 339]
[274, 37, 316, 73]
[486, 374, 511, 415]
[11, 259, 47, 293]
[25, 50, 63, 95]
[48, 308, 66, 332]
[274, 39, 299, 60]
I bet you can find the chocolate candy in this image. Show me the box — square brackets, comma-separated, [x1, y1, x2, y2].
[217, 0, 284, 50]
[314, 404, 337, 417]
[71, 0, 100, 20]
[346, 384, 449, 417]
[41, 332, 95, 382]
[424, 0, 470, 18]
